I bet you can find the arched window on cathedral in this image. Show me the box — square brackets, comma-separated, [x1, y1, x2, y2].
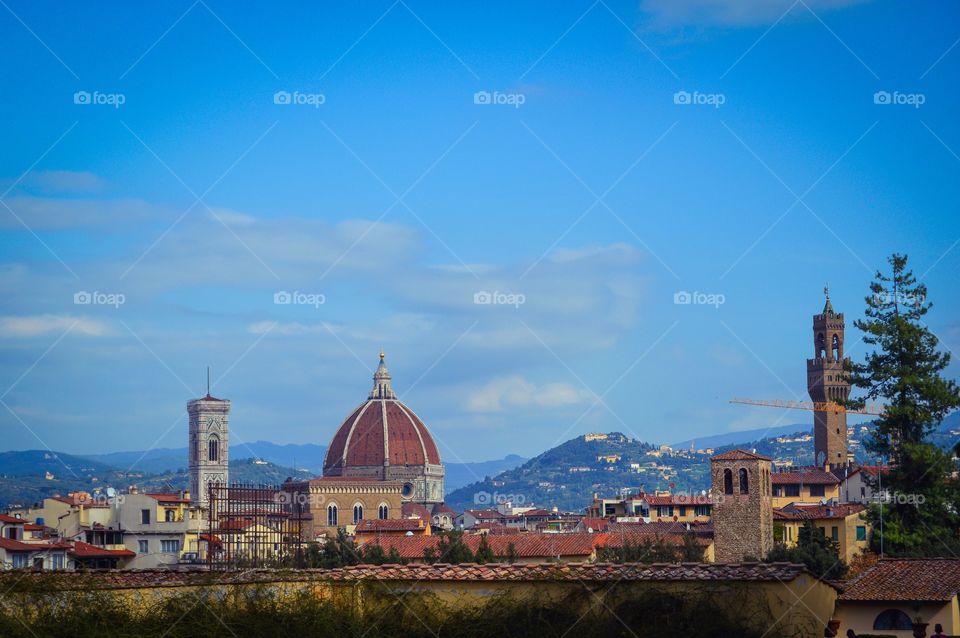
[353, 504, 364, 524]
[327, 504, 338, 527]
[207, 435, 219, 462]
[723, 469, 734, 495]
[739, 468, 749, 494]
[378, 504, 389, 520]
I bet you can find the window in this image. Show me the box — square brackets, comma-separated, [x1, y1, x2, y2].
[810, 484, 826, 497]
[11, 553, 27, 569]
[161, 540, 179, 553]
[378, 504, 389, 520]
[165, 509, 175, 522]
[141, 509, 151, 525]
[831, 526, 838, 541]
[784, 485, 800, 497]
[739, 468, 749, 494]
[723, 469, 733, 495]
[6, 527, 16, 539]
[856, 526, 866, 541]
[873, 609, 912, 631]
[33, 557, 43, 569]
[327, 504, 338, 527]
[138, 540, 148, 554]
[678, 506, 687, 517]
[208, 436, 219, 462]
[353, 504, 363, 524]
[694, 505, 710, 517]
[51, 553, 64, 570]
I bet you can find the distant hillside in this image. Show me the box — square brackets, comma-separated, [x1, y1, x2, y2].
[672, 424, 810, 450]
[82, 443, 523, 493]
[83, 441, 329, 475]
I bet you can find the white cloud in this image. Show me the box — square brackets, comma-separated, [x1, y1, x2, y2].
[25, 170, 104, 192]
[641, 0, 871, 27]
[466, 375, 593, 412]
[0, 315, 111, 338]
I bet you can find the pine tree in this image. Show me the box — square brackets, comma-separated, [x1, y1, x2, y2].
[474, 535, 495, 563]
[846, 253, 960, 556]
[765, 521, 848, 580]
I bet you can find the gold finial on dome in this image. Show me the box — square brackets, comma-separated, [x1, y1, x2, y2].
[380, 350, 385, 361]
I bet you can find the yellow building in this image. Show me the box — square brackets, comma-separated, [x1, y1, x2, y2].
[774, 503, 869, 563]
[644, 494, 712, 523]
[771, 468, 841, 508]
[834, 558, 960, 637]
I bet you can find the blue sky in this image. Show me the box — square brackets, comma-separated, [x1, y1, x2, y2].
[1, 0, 958, 464]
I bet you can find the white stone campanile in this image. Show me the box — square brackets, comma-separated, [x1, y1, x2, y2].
[188, 390, 230, 509]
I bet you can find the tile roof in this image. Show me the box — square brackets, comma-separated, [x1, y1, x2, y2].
[0, 514, 25, 524]
[401, 503, 432, 520]
[711, 449, 772, 461]
[68, 541, 135, 558]
[355, 518, 426, 533]
[0, 537, 45, 552]
[772, 469, 841, 485]
[580, 517, 610, 532]
[145, 493, 190, 503]
[367, 533, 601, 560]
[645, 495, 713, 506]
[774, 504, 866, 521]
[12, 562, 813, 590]
[838, 558, 960, 602]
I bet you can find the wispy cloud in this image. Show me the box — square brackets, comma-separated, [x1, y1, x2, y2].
[466, 375, 593, 412]
[0, 315, 110, 338]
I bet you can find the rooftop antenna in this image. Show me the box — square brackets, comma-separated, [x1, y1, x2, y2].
[206, 366, 210, 397]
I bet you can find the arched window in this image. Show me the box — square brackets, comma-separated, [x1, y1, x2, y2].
[165, 509, 175, 522]
[353, 504, 363, 524]
[207, 435, 219, 462]
[327, 504, 338, 527]
[378, 504, 389, 520]
[739, 468, 749, 494]
[832, 334, 841, 361]
[817, 332, 826, 359]
[873, 609, 912, 631]
[723, 469, 734, 495]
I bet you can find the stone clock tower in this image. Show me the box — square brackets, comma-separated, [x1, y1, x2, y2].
[806, 287, 851, 468]
[188, 384, 230, 509]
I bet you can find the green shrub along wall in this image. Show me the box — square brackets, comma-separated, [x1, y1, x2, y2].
[0, 577, 808, 638]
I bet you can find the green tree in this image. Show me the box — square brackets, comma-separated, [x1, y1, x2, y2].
[679, 532, 705, 562]
[596, 535, 679, 563]
[474, 535, 495, 563]
[360, 543, 386, 565]
[765, 521, 847, 580]
[434, 530, 475, 564]
[846, 254, 960, 556]
[504, 542, 519, 564]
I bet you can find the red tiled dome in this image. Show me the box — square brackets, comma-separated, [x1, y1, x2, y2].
[323, 355, 441, 473]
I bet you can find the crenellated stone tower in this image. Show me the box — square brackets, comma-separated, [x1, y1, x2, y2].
[806, 287, 851, 468]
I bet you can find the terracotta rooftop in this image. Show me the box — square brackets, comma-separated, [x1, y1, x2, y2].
[355, 518, 426, 533]
[68, 541, 135, 558]
[645, 494, 713, 506]
[0, 514, 25, 524]
[838, 558, 960, 602]
[772, 469, 841, 485]
[774, 503, 866, 521]
[145, 493, 190, 503]
[11, 562, 813, 590]
[711, 449, 772, 462]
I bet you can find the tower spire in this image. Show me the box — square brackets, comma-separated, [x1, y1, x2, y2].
[206, 366, 211, 397]
[823, 284, 834, 315]
[369, 352, 396, 400]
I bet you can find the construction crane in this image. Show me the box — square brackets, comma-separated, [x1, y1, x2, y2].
[729, 397, 885, 416]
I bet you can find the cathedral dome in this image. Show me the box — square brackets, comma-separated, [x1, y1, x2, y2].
[323, 354, 442, 478]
